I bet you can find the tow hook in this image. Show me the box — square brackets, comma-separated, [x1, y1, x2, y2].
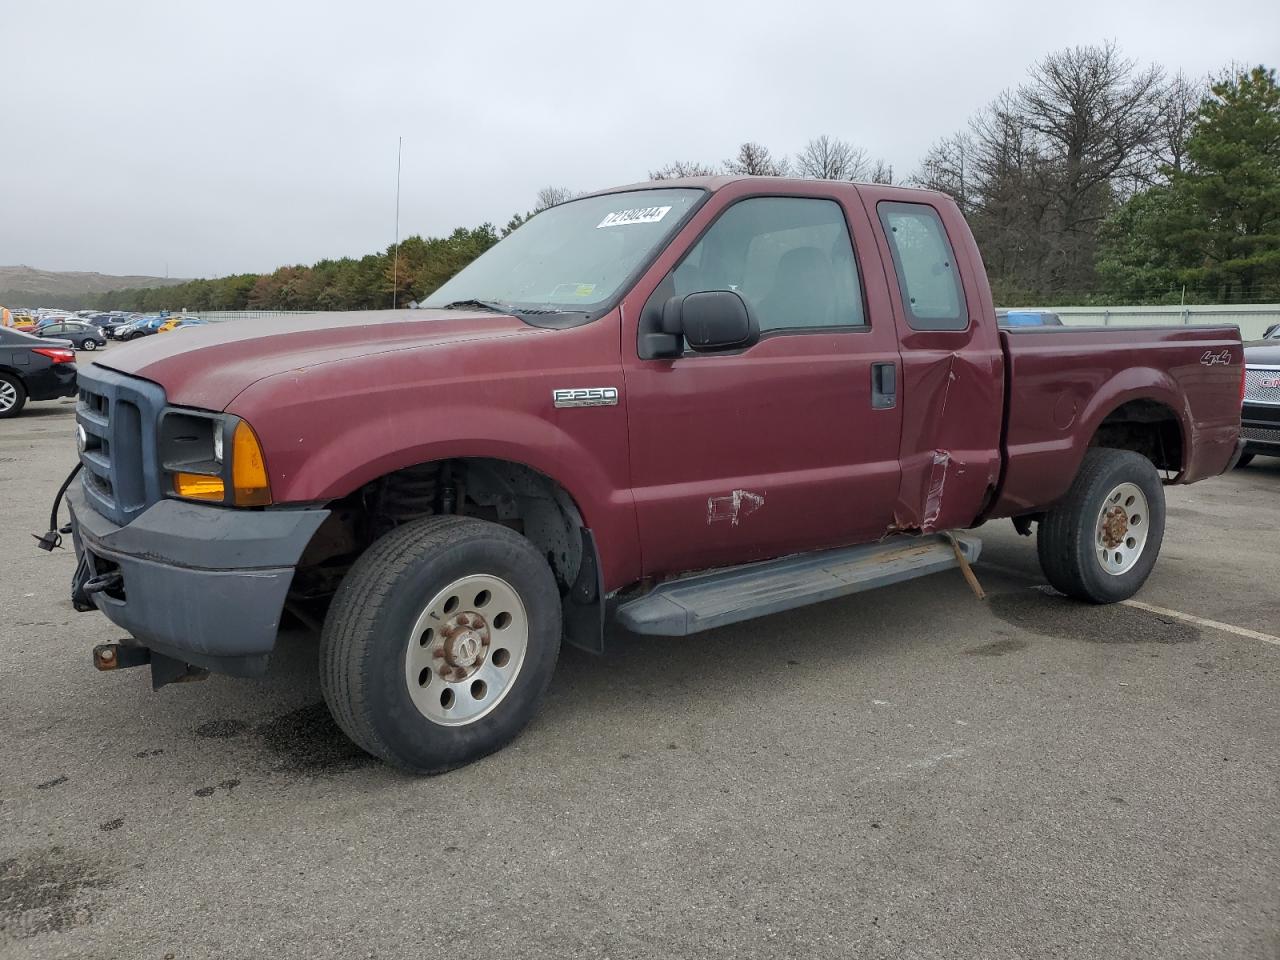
[93, 643, 150, 671]
[82, 572, 123, 597]
[92, 643, 210, 689]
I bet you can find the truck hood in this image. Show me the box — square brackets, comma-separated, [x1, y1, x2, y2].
[94, 309, 546, 410]
[1244, 341, 1280, 364]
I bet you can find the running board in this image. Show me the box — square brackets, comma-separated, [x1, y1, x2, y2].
[614, 534, 982, 637]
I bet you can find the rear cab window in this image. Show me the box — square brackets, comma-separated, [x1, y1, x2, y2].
[877, 201, 967, 332]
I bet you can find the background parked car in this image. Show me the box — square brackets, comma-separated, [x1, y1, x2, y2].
[1240, 325, 1280, 467]
[0, 326, 77, 418]
[36, 320, 107, 351]
[171, 317, 209, 331]
[78, 312, 130, 337]
[33, 314, 76, 334]
[996, 309, 1065, 327]
[117, 315, 169, 341]
[107, 318, 144, 340]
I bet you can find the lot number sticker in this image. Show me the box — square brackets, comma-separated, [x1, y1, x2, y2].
[597, 206, 672, 228]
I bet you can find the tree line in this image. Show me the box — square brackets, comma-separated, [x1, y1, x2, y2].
[913, 48, 1280, 305]
[37, 48, 1280, 313]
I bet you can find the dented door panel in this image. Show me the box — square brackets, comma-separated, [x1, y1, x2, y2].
[859, 190, 1005, 533]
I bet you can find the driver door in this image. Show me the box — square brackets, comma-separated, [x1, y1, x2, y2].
[621, 187, 904, 578]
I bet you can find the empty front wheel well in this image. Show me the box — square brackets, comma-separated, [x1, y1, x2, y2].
[1089, 400, 1183, 474]
[294, 458, 588, 604]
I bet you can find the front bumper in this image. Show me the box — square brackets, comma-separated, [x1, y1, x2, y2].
[1242, 402, 1280, 457]
[68, 485, 329, 676]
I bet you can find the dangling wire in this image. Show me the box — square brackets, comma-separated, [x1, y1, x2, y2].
[34, 462, 83, 551]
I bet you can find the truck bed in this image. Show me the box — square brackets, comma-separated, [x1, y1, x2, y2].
[990, 324, 1244, 517]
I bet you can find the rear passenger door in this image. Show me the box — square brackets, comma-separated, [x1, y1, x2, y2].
[622, 186, 904, 577]
[866, 195, 1004, 532]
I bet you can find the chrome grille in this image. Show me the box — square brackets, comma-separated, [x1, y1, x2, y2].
[76, 365, 167, 526]
[1244, 367, 1280, 405]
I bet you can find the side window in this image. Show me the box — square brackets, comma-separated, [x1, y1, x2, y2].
[877, 201, 968, 331]
[672, 197, 865, 333]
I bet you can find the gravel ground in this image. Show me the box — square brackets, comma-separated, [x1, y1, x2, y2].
[2, 345, 1277, 959]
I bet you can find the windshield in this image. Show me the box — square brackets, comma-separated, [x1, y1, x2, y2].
[423, 188, 703, 319]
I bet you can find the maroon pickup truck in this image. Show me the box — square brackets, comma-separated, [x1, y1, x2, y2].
[54, 177, 1245, 772]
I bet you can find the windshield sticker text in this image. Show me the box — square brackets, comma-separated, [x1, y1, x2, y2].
[551, 282, 597, 299]
[597, 206, 672, 229]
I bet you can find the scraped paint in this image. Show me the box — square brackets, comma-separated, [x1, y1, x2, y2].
[707, 489, 765, 526]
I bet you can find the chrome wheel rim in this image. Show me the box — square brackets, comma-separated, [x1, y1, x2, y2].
[404, 574, 528, 726]
[1094, 482, 1149, 576]
[0, 380, 16, 412]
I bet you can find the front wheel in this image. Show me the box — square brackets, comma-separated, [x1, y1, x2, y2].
[1036, 448, 1166, 604]
[81, 339, 97, 351]
[320, 515, 562, 773]
[1234, 452, 1254, 469]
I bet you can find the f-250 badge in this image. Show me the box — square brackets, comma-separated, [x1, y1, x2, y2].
[553, 387, 619, 408]
[1200, 350, 1232, 366]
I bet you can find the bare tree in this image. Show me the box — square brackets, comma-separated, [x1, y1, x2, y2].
[1020, 43, 1163, 196]
[795, 135, 868, 180]
[534, 186, 577, 211]
[868, 159, 894, 184]
[934, 44, 1165, 297]
[724, 142, 789, 177]
[1150, 71, 1205, 177]
[912, 133, 974, 210]
[648, 160, 721, 180]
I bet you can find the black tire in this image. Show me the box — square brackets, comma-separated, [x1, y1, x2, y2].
[1234, 452, 1254, 469]
[320, 515, 562, 773]
[82, 339, 97, 351]
[1036, 448, 1166, 604]
[0, 372, 28, 419]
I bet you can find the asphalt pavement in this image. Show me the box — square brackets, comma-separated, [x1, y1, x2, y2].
[2, 344, 1277, 959]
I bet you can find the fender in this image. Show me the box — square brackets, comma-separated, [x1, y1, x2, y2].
[1075, 366, 1192, 471]
[226, 346, 643, 591]
[991, 363, 1191, 518]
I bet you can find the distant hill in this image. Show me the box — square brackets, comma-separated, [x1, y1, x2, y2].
[0, 265, 189, 306]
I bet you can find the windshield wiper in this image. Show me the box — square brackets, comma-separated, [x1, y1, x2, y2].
[436, 299, 590, 321]
[440, 299, 514, 314]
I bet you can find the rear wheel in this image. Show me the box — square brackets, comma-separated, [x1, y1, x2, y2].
[1036, 448, 1166, 604]
[0, 373, 27, 419]
[320, 515, 562, 773]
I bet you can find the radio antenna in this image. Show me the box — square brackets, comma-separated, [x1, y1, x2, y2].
[392, 136, 402, 309]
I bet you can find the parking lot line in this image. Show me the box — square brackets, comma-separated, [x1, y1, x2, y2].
[1119, 599, 1280, 647]
[980, 562, 1280, 648]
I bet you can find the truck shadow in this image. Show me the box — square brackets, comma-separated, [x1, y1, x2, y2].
[186, 573, 984, 777]
[173, 567, 1161, 778]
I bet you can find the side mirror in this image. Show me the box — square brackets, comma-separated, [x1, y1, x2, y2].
[1264, 323, 1279, 340]
[660, 290, 759, 354]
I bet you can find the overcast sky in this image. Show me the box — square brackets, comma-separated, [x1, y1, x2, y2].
[3, 0, 1277, 279]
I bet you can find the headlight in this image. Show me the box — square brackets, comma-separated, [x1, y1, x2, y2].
[160, 410, 272, 506]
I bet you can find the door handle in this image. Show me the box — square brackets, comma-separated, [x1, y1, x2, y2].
[871, 362, 897, 409]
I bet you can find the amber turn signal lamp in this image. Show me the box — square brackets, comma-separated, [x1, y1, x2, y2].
[173, 473, 225, 501]
[231, 421, 272, 506]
